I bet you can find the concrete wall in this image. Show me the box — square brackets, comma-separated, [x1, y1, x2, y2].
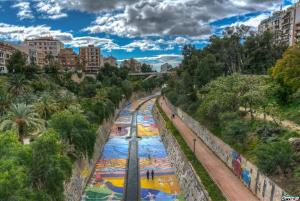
[153, 106, 211, 201]
[164, 98, 286, 201]
[64, 99, 125, 201]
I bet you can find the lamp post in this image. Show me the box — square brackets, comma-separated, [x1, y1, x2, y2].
[193, 138, 196, 162]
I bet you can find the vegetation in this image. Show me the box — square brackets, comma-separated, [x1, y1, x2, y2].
[0, 52, 164, 200]
[156, 99, 226, 201]
[164, 30, 300, 194]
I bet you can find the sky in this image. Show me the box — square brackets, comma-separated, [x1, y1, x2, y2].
[0, 0, 294, 70]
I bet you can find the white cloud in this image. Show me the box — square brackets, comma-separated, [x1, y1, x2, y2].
[118, 53, 183, 70]
[83, 0, 281, 37]
[12, 2, 34, 20]
[35, 0, 68, 19]
[228, 13, 271, 28]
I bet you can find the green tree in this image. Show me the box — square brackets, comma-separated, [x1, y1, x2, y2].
[141, 63, 153, 72]
[7, 74, 30, 97]
[256, 142, 293, 175]
[0, 103, 44, 143]
[34, 93, 59, 120]
[50, 111, 96, 159]
[271, 44, 300, 92]
[6, 51, 27, 73]
[28, 130, 72, 201]
[0, 87, 10, 116]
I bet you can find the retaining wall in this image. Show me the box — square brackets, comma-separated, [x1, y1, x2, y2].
[153, 106, 211, 201]
[164, 98, 285, 201]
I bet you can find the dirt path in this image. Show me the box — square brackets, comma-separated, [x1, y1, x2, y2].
[159, 97, 259, 201]
[240, 107, 300, 133]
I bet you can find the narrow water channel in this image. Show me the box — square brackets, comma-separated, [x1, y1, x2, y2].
[82, 98, 184, 201]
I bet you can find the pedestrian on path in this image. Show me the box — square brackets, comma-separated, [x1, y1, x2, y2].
[146, 170, 150, 180]
[151, 170, 154, 180]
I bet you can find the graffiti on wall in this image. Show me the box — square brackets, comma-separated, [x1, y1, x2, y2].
[231, 151, 251, 187]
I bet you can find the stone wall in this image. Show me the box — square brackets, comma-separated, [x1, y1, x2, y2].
[153, 106, 211, 201]
[64, 99, 126, 201]
[164, 98, 285, 201]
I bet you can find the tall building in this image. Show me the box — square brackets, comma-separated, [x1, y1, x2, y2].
[24, 37, 64, 58]
[79, 45, 101, 73]
[58, 48, 79, 70]
[258, 2, 300, 46]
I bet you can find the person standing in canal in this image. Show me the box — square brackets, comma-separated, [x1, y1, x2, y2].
[146, 170, 150, 180]
[151, 170, 154, 180]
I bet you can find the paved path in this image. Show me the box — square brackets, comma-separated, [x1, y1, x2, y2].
[159, 97, 259, 201]
[124, 111, 140, 201]
[240, 107, 300, 133]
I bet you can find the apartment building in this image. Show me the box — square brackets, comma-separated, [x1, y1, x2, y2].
[79, 45, 101, 73]
[58, 48, 79, 70]
[24, 37, 64, 59]
[0, 42, 29, 73]
[258, 2, 300, 46]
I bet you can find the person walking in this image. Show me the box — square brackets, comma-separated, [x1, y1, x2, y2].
[151, 170, 154, 180]
[146, 170, 150, 180]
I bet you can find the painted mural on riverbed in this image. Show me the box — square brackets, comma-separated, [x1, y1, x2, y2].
[138, 99, 184, 201]
[82, 103, 133, 201]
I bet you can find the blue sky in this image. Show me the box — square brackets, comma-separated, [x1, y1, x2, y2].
[0, 0, 292, 70]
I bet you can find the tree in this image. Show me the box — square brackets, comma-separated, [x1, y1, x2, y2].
[0, 103, 44, 143]
[34, 93, 59, 120]
[223, 119, 249, 146]
[141, 63, 153, 72]
[7, 74, 30, 97]
[243, 31, 287, 74]
[6, 51, 27, 73]
[0, 87, 10, 116]
[50, 111, 96, 159]
[271, 44, 300, 92]
[28, 130, 72, 201]
[121, 80, 133, 100]
[256, 142, 293, 175]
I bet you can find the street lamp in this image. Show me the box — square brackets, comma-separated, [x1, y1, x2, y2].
[193, 138, 196, 162]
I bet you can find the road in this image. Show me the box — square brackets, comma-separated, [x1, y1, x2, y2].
[159, 97, 259, 201]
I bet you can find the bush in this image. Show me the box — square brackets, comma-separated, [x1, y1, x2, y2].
[223, 119, 249, 145]
[256, 142, 293, 175]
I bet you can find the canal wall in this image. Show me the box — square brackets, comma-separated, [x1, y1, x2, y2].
[164, 98, 286, 201]
[64, 93, 152, 201]
[64, 99, 126, 201]
[153, 106, 211, 201]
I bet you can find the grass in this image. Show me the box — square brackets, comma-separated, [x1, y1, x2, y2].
[156, 99, 226, 201]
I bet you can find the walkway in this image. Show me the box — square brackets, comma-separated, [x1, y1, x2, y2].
[240, 107, 300, 133]
[159, 97, 259, 201]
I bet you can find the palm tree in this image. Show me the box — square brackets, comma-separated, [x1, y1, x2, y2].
[0, 103, 44, 143]
[7, 74, 30, 97]
[34, 93, 59, 120]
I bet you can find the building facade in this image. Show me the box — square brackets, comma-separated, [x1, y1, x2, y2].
[58, 48, 79, 70]
[258, 2, 300, 46]
[0, 42, 29, 73]
[24, 37, 64, 59]
[79, 45, 101, 73]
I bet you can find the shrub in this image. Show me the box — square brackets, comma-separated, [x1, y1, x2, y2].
[223, 119, 249, 145]
[256, 142, 293, 175]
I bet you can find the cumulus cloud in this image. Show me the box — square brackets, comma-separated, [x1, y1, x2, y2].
[83, 0, 281, 37]
[12, 1, 34, 20]
[35, 0, 68, 19]
[119, 54, 183, 70]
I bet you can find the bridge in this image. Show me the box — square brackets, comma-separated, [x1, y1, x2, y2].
[128, 71, 175, 80]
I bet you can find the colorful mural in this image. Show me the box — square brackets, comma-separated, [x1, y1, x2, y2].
[138, 99, 184, 201]
[82, 102, 132, 201]
[83, 98, 184, 201]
